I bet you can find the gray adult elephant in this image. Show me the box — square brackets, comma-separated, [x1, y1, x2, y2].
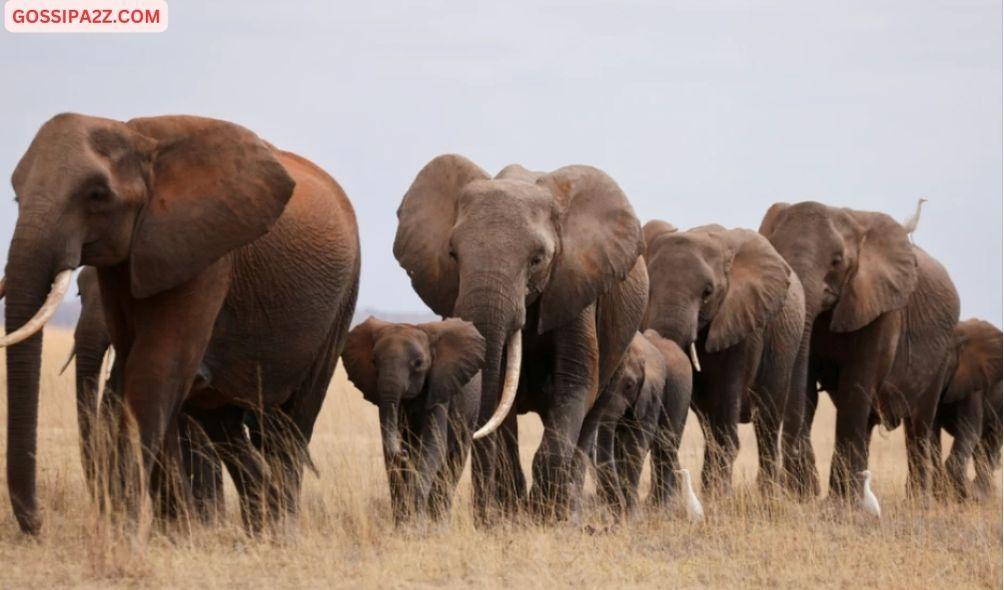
[932, 319, 1002, 499]
[759, 202, 959, 499]
[342, 317, 485, 522]
[66, 267, 224, 522]
[394, 155, 647, 521]
[4, 113, 360, 534]
[642, 221, 805, 495]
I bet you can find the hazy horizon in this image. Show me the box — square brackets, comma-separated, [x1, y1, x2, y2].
[1, 0, 1000, 324]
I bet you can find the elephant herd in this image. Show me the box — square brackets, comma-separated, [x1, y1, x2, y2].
[1, 114, 999, 536]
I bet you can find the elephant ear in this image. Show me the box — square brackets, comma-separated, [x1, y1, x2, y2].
[758, 202, 790, 238]
[394, 155, 491, 316]
[536, 166, 643, 333]
[642, 219, 678, 257]
[707, 229, 791, 353]
[948, 320, 1003, 397]
[422, 318, 486, 399]
[830, 211, 918, 333]
[127, 118, 294, 298]
[342, 317, 392, 404]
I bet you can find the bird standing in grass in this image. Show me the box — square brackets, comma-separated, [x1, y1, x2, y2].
[902, 197, 928, 242]
[859, 470, 881, 518]
[676, 469, 704, 522]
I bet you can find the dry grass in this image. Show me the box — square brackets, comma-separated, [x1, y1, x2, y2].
[0, 329, 1000, 588]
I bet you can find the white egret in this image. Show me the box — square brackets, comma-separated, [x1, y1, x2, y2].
[675, 468, 704, 522]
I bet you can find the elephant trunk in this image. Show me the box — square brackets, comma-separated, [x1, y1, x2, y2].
[377, 378, 405, 464]
[4, 230, 69, 534]
[453, 272, 524, 436]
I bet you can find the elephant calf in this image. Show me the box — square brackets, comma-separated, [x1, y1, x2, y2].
[342, 317, 485, 522]
[593, 330, 692, 516]
[933, 319, 1003, 499]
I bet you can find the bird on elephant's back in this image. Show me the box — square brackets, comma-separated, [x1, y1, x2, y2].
[641, 220, 805, 498]
[394, 155, 648, 522]
[759, 201, 960, 500]
[3, 113, 360, 535]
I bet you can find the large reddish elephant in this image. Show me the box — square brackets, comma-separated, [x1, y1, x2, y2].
[4, 114, 360, 534]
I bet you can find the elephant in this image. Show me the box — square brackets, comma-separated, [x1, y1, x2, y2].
[4, 113, 360, 534]
[642, 221, 805, 495]
[759, 201, 960, 499]
[592, 329, 691, 516]
[394, 155, 648, 522]
[342, 317, 485, 522]
[66, 266, 225, 522]
[932, 319, 1002, 499]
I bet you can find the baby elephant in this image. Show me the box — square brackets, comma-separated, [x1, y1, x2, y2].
[593, 330, 693, 516]
[934, 318, 1003, 500]
[342, 317, 485, 522]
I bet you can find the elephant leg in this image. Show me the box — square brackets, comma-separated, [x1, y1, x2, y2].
[427, 409, 470, 520]
[150, 418, 194, 524]
[616, 421, 651, 518]
[828, 383, 875, 500]
[179, 414, 225, 523]
[781, 330, 814, 498]
[472, 412, 523, 523]
[750, 385, 783, 495]
[495, 411, 526, 516]
[789, 378, 821, 499]
[694, 345, 747, 497]
[649, 394, 687, 506]
[928, 420, 950, 500]
[945, 395, 982, 501]
[974, 407, 1002, 497]
[199, 406, 268, 532]
[594, 422, 621, 513]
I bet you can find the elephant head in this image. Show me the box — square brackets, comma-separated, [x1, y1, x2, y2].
[945, 319, 1003, 405]
[643, 221, 791, 354]
[4, 113, 294, 533]
[759, 201, 917, 331]
[342, 316, 485, 512]
[393, 155, 642, 438]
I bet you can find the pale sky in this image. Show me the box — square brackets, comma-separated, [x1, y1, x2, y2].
[1, 0, 1000, 323]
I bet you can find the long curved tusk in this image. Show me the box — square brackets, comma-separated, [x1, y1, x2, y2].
[0, 269, 73, 348]
[58, 348, 75, 376]
[472, 330, 522, 440]
[689, 342, 702, 373]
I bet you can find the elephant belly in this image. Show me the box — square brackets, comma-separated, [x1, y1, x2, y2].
[190, 162, 359, 410]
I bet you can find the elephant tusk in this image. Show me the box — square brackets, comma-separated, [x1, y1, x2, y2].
[58, 348, 75, 376]
[689, 342, 702, 373]
[0, 276, 6, 300]
[472, 329, 522, 440]
[103, 347, 115, 382]
[0, 269, 73, 348]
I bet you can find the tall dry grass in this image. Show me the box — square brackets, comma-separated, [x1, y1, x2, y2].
[0, 329, 1000, 588]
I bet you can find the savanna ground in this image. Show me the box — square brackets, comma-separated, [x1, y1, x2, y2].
[0, 329, 1000, 588]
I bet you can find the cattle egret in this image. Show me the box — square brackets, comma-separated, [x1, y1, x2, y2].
[859, 470, 881, 518]
[676, 468, 704, 522]
[902, 197, 927, 241]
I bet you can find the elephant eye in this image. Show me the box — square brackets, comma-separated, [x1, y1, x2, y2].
[86, 185, 112, 204]
[448, 248, 457, 262]
[702, 283, 713, 301]
[411, 358, 424, 370]
[831, 253, 843, 267]
[530, 252, 545, 268]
